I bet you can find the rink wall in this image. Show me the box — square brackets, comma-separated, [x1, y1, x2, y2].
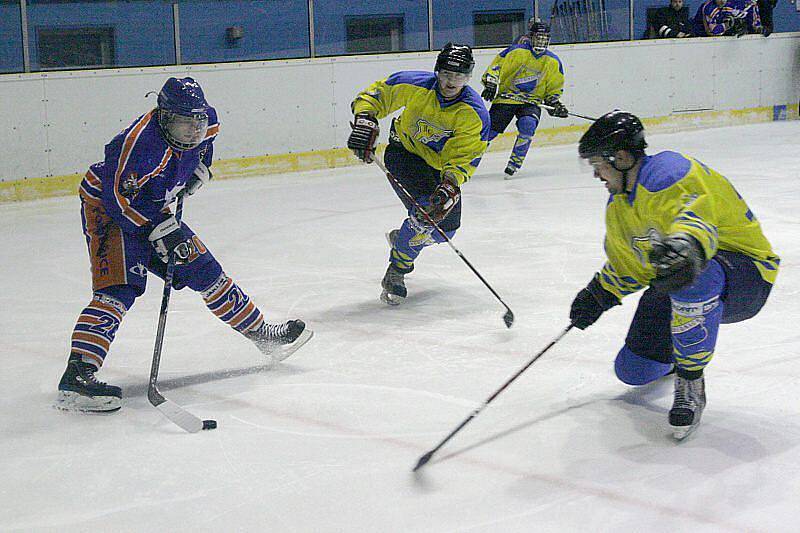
[1, 32, 798, 203]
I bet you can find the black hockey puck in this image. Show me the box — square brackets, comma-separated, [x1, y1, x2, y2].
[202, 419, 217, 430]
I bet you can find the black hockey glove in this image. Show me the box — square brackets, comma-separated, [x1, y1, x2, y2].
[544, 96, 569, 118]
[186, 162, 212, 196]
[481, 80, 498, 101]
[348, 113, 379, 163]
[148, 216, 193, 264]
[570, 275, 620, 330]
[425, 179, 460, 224]
[648, 233, 707, 294]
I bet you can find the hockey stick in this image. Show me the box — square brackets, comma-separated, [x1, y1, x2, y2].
[148, 193, 215, 433]
[374, 156, 514, 328]
[498, 92, 597, 122]
[413, 324, 573, 471]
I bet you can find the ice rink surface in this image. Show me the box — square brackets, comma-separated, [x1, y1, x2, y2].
[1, 121, 798, 532]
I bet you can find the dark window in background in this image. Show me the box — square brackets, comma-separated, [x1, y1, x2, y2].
[345, 15, 404, 54]
[37, 26, 115, 69]
[473, 11, 525, 47]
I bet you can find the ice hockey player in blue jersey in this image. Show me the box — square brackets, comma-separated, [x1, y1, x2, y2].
[480, 20, 569, 177]
[693, 0, 762, 37]
[56, 77, 313, 413]
[571, 110, 779, 439]
[348, 43, 490, 305]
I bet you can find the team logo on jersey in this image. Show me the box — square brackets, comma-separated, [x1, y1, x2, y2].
[512, 66, 542, 92]
[162, 183, 182, 205]
[120, 172, 140, 199]
[415, 120, 454, 152]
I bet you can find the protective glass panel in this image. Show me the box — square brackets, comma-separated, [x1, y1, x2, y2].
[313, 0, 429, 57]
[178, 0, 310, 63]
[26, 0, 175, 71]
[539, 0, 631, 43]
[0, 1, 24, 73]
[432, 0, 533, 49]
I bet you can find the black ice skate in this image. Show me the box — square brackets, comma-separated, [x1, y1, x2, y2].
[380, 264, 408, 305]
[244, 319, 313, 363]
[504, 164, 517, 177]
[669, 375, 706, 440]
[55, 353, 122, 413]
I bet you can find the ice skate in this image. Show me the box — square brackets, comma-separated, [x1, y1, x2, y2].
[669, 375, 706, 440]
[503, 164, 517, 178]
[55, 353, 122, 413]
[245, 319, 313, 364]
[380, 264, 407, 305]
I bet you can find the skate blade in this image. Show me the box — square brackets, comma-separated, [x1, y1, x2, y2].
[380, 290, 404, 306]
[269, 328, 314, 364]
[671, 422, 700, 440]
[54, 390, 121, 413]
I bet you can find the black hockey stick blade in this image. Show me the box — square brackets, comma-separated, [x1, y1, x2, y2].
[503, 310, 514, 328]
[413, 450, 435, 472]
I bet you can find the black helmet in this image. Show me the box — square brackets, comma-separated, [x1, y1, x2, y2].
[579, 110, 647, 160]
[528, 19, 551, 53]
[435, 43, 475, 75]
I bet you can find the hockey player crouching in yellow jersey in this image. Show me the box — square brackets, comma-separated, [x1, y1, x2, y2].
[481, 19, 569, 177]
[570, 110, 779, 439]
[347, 43, 490, 305]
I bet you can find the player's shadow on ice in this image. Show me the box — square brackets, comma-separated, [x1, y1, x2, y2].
[603, 379, 798, 474]
[311, 285, 483, 325]
[121, 362, 306, 399]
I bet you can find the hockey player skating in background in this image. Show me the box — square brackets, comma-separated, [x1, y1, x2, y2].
[480, 20, 569, 178]
[56, 77, 312, 413]
[347, 43, 490, 305]
[571, 111, 779, 439]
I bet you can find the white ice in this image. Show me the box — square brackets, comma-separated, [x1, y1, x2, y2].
[1, 121, 799, 532]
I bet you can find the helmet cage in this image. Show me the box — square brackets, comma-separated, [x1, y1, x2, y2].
[528, 21, 551, 53]
[158, 108, 209, 151]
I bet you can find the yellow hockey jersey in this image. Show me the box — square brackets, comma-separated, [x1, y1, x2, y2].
[352, 71, 490, 186]
[482, 42, 565, 106]
[597, 151, 779, 300]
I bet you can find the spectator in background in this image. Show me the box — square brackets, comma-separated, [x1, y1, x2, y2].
[693, 0, 762, 37]
[758, 0, 776, 36]
[646, 0, 694, 39]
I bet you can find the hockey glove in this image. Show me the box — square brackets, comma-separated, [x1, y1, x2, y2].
[186, 162, 212, 196]
[348, 113, 379, 163]
[481, 80, 498, 101]
[569, 275, 620, 330]
[544, 96, 569, 118]
[148, 216, 193, 264]
[425, 179, 460, 224]
[648, 233, 707, 293]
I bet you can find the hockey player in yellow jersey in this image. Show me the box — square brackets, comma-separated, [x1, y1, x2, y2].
[481, 19, 569, 177]
[347, 43, 490, 304]
[570, 111, 779, 439]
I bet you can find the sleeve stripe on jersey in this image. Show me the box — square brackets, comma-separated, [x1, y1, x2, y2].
[140, 147, 173, 185]
[113, 111, 153, 226]
[204, 123, 220, 140]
